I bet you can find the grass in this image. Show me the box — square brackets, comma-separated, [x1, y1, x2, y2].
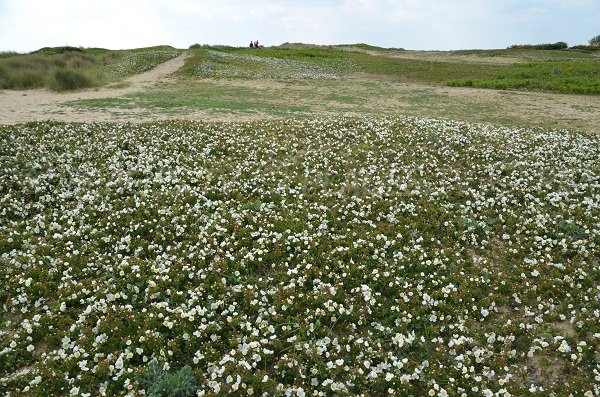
[0, 51, 99, 90]
[3, 43, 600, 96]
[175, 45, 600, 96]
[446, 61, 600, 94]
[66, 82, 313, 116]
[178, 45, 505, 84]
[0, 45, 181, 91]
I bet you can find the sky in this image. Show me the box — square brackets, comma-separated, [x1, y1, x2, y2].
[1, 0, 599, 52]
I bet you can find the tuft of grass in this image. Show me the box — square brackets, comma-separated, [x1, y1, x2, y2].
[0, 66, 46, 89]
[49, 69, 96, 91]
[139, 360, 196, 397]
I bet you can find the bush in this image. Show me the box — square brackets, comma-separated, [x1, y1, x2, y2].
[50, 69, 95, 91]
[188, 43, 201, 49]
[0, 51, 20, 58]
[32, 46, 84, 55]
[589, 35, 600, 46]
[569, 45, 600, 52]
[508, 42, 568, 50]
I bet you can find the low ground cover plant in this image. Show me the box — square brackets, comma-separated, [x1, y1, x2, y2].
[0, 117, 598, 396]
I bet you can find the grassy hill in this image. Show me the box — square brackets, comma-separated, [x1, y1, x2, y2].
[175, 44, 600, 94]
[2, 43, 600, 94]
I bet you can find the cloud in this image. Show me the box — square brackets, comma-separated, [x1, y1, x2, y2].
[0, 0, 599, 52]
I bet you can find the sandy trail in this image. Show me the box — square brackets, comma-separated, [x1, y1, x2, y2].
[0, 52, 191, 124]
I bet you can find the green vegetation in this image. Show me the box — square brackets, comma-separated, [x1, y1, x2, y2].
[1, 41, 599, 397]
[338, 43, 403, 51]
[0, 51, 99, 90]
[98, 45, 182, 78]
[3, 42, 600, 96]
[0, 118, 597, 396]
[508, 41, 568, 50]
[176, 44, 600, 95]
[139, 361, 197, 397]
[0, 45, 181, 91]
[446, 61, 600, 94]
[179, 45, 503, 83]
[570, 45, 600, 52]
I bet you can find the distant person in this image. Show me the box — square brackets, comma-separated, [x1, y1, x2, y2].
[249, 41, 254, 48]
[255, 40, 259, 48]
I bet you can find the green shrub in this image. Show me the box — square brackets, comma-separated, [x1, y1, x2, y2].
[50, 69, 95, 91]
[189, 43, 202, 49]
[31, 46, 84, 55]
[0, 51, 20, 58]
[508, 42, 568, 50]
[569, 45, 600, 52]
[139, 360, 196, 397]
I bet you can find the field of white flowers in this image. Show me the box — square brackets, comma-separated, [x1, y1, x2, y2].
[100, 47, 182, 79]
[192, 50, 346, 80]
[0, 117, 598, 396]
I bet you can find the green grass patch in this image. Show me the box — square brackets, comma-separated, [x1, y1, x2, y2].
[67, 83, 312, 116]
[446, 61, 600, 94]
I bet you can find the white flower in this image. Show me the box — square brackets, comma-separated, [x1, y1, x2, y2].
[558, 340, 571, 353]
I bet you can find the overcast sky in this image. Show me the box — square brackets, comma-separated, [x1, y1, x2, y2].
[1, 0, 599, 52]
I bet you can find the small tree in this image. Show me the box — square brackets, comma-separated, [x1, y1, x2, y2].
[590, 35, 600, 46]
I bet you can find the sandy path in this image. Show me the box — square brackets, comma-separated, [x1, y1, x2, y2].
[0, 52, 191, 124]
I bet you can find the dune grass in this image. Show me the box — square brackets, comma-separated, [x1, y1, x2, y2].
[0, 51, 99, 90]
[0, 46, 181, 91]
